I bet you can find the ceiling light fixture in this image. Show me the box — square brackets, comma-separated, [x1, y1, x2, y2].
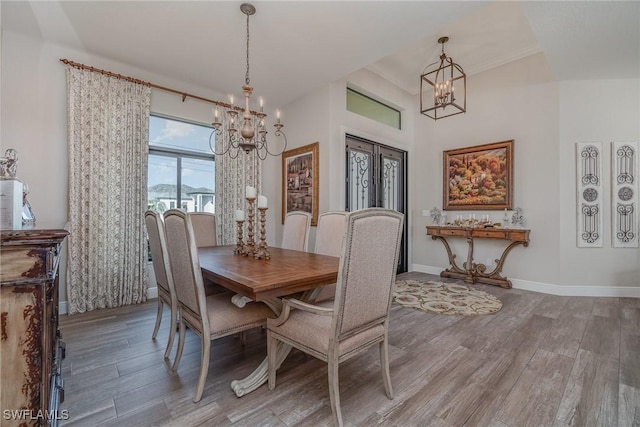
[420, 36, 466, 120]
[209, 3, 286, 160]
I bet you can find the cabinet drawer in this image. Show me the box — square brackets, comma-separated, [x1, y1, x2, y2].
[427, 227, 467, 237]
[472, 230, 507, 239]
[0, 246, 57, 282]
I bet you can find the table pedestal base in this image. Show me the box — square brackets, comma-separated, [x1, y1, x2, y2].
[229, 294, 304, 397]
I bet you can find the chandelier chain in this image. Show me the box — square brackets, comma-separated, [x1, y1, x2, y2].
[245, 11, 251, 85]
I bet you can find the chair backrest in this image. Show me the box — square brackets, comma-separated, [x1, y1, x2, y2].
[331, 208, 404, 339]
[314, 211, 347, 257]
[163, 209, 208, 328]
[189, 212, 218, 248]
[144, 210, 175, 299]
[281, 211, 311, 251]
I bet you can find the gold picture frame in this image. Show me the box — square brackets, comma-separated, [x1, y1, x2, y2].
[282, 142, 319, 225]
[443, 140, 514, 210]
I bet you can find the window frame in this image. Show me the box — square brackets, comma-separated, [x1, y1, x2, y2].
[346, 87, 402, 130]
[148, 114, 215, 212]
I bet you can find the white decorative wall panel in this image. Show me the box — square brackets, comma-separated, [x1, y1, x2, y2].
[576, 142, 603, 247]
[612, 141, 638, 248]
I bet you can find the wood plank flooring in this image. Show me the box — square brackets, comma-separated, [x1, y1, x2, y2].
[58, 272, 640, 426]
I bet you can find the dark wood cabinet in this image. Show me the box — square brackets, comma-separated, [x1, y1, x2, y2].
[1, 227, 69, 426]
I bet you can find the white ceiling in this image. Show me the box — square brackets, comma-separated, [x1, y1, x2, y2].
[2, 1, 639, 108]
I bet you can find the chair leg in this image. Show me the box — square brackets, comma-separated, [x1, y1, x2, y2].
[164, 304, 177, 359]
[152, 299, 164, 339]
[194, 336, 211, 403]
[328, 359, 343, 427]
[267, 331, 276, 390]
[172, 318, 186, 372]
[380, 337, 394, 399]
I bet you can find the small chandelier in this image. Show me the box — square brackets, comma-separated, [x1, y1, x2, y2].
[209, 3, 286, 160]
[420, 36, 466, 120]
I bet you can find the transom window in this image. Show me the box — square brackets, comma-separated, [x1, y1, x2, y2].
[346, 87, 401, 129]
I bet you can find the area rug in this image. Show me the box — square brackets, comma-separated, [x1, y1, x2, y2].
[393, 280, 502, 316]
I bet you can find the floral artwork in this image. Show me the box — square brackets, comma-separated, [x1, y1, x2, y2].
[443, 140, 513, 210]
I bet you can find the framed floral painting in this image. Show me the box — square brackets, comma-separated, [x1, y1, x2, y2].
[443, 140, 513, 210]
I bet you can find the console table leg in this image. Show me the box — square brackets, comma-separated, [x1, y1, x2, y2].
[430, 235, 466, 276]
[474, 241, 528, 288]
[462, 237, 476, 283]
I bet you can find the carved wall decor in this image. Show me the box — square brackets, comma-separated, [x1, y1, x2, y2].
[612, 141, 638, 248]
[576, 143, 603, 247]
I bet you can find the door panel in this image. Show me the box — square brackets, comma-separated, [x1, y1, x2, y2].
[347, 144, 374, 210]
[346, 135, 407, 273]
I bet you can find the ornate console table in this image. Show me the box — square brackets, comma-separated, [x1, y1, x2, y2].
[426, 225, 530, 289]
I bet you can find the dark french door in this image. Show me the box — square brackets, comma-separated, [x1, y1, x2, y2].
[345, 135, 408, 273]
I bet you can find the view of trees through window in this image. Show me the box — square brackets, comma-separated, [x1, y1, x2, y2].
[147, 115, 215, 213]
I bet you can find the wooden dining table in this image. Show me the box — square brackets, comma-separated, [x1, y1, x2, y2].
[198, 245, 340, 397]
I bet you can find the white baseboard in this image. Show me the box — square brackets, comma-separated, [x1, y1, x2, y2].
[410, 264, 446, 276]
[410, 264, 640, 297]
[147, 286, 158, 299]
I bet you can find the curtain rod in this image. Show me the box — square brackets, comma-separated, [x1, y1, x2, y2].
[60, 58, 249, 113]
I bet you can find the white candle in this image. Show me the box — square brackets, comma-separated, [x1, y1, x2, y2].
[245, 186, 257, 199]
[235, 209, 245, 221]
[257, 195, 268, 208]
[229, 94, 234, 106]
[213, 107, 219, 120]
[276, 110, 281, 123]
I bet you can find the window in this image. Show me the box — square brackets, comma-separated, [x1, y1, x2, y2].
[346, 88, 401, 129]
[147, 115, 215, 214]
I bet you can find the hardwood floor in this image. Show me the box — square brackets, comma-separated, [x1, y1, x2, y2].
[58, 272, 640, 426]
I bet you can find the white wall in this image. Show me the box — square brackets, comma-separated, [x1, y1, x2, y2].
[264, 83, 331, 249]
[558, 79, 640, 287]
[414, 53, 562, 288]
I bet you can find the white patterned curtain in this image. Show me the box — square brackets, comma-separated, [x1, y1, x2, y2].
[215, 148, 262, 245]
[66, 67, 151, 314]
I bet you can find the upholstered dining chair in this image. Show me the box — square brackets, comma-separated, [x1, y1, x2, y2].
[163, 209, 274, 402]
[188, 211, 229, 296]
[145, 210, 178, 360]
[281, 211, 311, 251]
[313, 211, 347, 303]
[267, 208, 404, 427]
[189, 212, 217, 248]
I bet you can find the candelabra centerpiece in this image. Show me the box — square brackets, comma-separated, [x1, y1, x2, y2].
[234, 186, 270, 259]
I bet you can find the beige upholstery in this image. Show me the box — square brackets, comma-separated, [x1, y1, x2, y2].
[189, 212, 217, 248]
[188, 212, 228, 296]
[281, 211, 311, 251]
[267, 208, 404, 426]
[313, 211, 347, 303]
[145, 210, 178, 360]
[163, 209, 273, 402]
